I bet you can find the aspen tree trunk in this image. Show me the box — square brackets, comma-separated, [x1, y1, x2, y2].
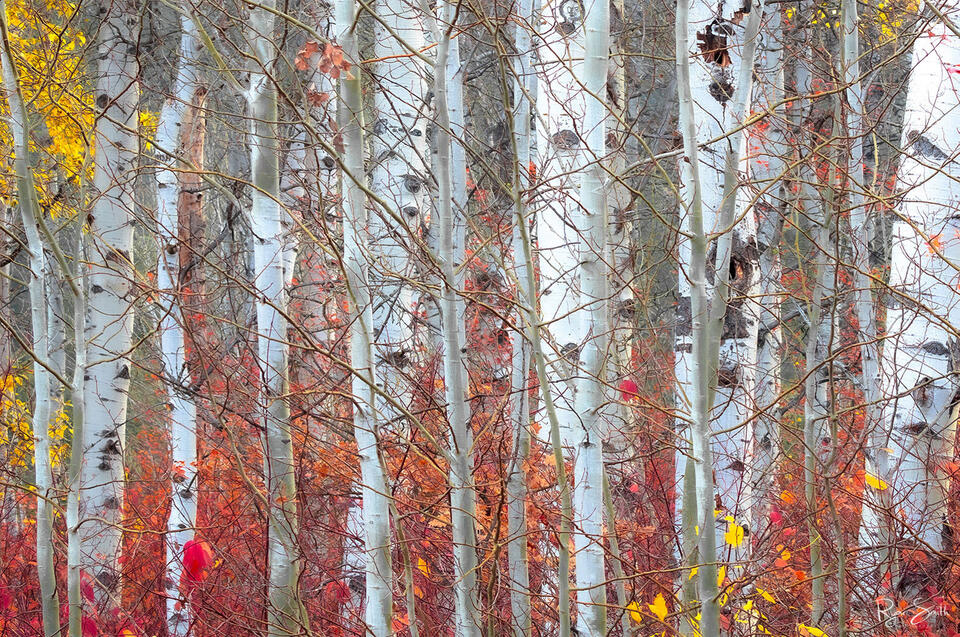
[81, 0, 139, 603]
[573, 0, 609, 633]
[746, 1, 787, 540]
[248, 2, 304, 632]
[431, 4, 481, 634]
[67, 232, 87, 637]
[506, 0, 535, 628]
[0, 11, 59, 631]
[370, 0, 429, 421]
[858, 1, 960, 598]
[336, 0, 393, 632]
[535, 0, 587, 631]
[675, 0, 764, 629]
[156, 13, 204, 635]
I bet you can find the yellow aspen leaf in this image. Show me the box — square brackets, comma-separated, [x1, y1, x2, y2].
[865, 472, 888, 490]
[648, 593, 669, 622]
[798, 623, 828, 637]
[780, 490, 797, 504]
[627, 601, 643, 624]
[724, 518, 745, 547]
[689, 566, 698, 579]
[717, 565, 726, 587]
[756, 587, 776, 603]
[417, 557, 429, 575]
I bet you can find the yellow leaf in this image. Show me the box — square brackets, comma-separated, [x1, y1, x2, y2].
[798, 623, 828, 637]
[724, 519, 745, 548]
[417, 557, 429, 575]
[717, 565, 727, 587]
[757, 587, 776, 603]
[865, 472, 888, 490]
[627, 601, 643, 624]
[648, 593, 669, 622]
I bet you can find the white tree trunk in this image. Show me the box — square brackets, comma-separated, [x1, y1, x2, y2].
[507, 0, 536, 629]
[156, 12, 204, 635]
[431, 3, 481, 634]
[80, 0, 139, 604]
[859, 2, 960, 597]
[675, 0, 764, 629]
[745, 0, 786, 541]
[371, 0, 429, 422]
[248, 2, 303, 632]
[0, 12, 59, 631]
[573, 0, 609, 633]
[67, 232, 87, 637]
[336, 0, 393, 631]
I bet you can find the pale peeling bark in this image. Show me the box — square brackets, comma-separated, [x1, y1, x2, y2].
[370, 0, 429, 423]
[858, 3, 960, 600]
[573, 0, 609, 633]
[0, 10, 59, 631]
[248, 2, 304, 632]
[80, 0, 139, 604]
[156, 12, 205, 635]
[336, 0, 393, 632]
[431, 3, 481, 634]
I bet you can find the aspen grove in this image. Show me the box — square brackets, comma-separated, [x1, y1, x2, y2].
[6, 0, 960, 635]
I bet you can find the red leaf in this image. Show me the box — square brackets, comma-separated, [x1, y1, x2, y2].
[619, 379, 639, 401]
[80, 571, 95, 603]
[182, 539, 213, 582]
[628, 483, 639, 494]
[81, 616, 97, 637]
[769, 509, 783, 525]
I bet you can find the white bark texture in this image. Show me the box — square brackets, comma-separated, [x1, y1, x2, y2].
[336, 0, 393, 632]
[156, 13, 204, 636]
[0, 10, 59, 631]
[573, 0, 609, 633]
[371, 0, 429, 422]
[507, 0, 536, 629]
[80, 0, 139, 604]
[675, 0, 764, 630]
[859, 4, 960, 594]
[432, 3, 481, 635]
[248, 2, 304, 632]
[674, 0, 763, 570]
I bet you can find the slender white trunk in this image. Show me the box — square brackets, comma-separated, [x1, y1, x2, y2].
[746, 0, 786, 541]
[156, 13, 204, 635]
[248, 3, 303, 632]
[859, 1, 960, 598]
[81, 0, 139, 604]
[0, 12, 59, 631]
[573, 0, 609, 633]
[431, 4, 481, 635]
[336, 0, 393, 632]
[67, 232, 87, 637]
[507, 0, 535, 628]
[675, 0, 764, 629]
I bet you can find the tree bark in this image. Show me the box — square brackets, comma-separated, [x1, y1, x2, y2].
[0, 9, 59, 631]
[80, 0, 139, 604]
[248, 1, 304, 632]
